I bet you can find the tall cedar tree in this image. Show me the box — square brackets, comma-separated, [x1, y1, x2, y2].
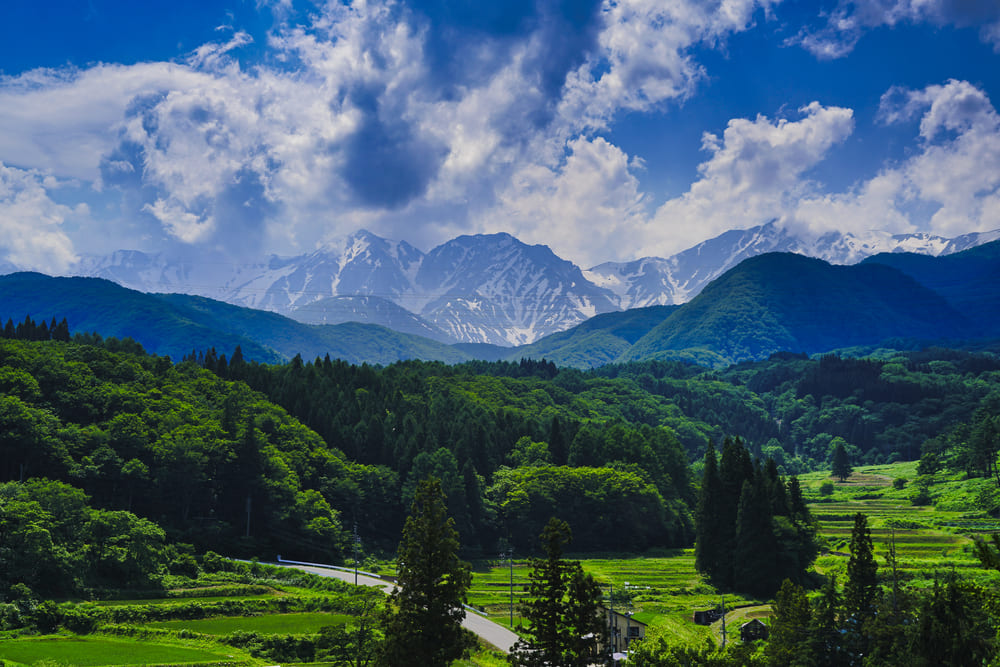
[766, 579, 812, 667]
[694, 442, 725, 580]
[831, 440, 852, 482]
[509, 517, 606, 667]
[695, 438, 817, 595]
[733, 475, 780, 597]
[844, 512, 880, 661]
[380, 477, 474, 667]
[808, 574, 846, 667]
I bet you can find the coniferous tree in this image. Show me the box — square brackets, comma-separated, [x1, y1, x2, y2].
[844, 512, 879, 661]
[733, 476, 780, 597]
[380, 477, 474, 667]
[509, 517, 606, 667]
[831, 440, 852, 482]
[809, 575, 846, 667]
[766, 579, 812, 667]
[695, 442, 725, 580]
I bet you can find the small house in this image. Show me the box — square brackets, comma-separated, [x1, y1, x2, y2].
[599, 607, 647, 653]
[740, 618, 769, 642]
[692, 609, 722, 625]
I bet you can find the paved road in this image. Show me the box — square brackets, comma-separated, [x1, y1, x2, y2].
[273, 562, 519, 653]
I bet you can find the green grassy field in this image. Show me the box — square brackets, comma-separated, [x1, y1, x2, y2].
[467, 462, 1000, 649]
[144, 611, 353, 635]
[0, 635, 248, 666]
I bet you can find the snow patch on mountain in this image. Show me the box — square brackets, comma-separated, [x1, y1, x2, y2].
[54, 223, 1000, 347]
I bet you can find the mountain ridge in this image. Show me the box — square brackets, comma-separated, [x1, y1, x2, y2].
[34, 223, 1000, 347]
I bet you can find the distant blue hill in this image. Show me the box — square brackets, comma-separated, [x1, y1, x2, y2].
[0, 273, 471, 365]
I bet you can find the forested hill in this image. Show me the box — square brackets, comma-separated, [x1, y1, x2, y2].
[5, 322, 998, 567]
[0, 272, 470, 366]
[5, 241, 1000, 369]
[622, 253, 974, 364]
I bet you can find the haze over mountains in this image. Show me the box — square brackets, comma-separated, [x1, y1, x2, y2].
[65, 222, 1000, 347]
[3, 232, 1000, 369]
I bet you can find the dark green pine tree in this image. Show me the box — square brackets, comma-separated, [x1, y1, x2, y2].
[694, 442, 726, 582]
[717, 438, 754, 587]
[831, 440, 852, 482]
[732, 476, 780, 597]
[380, 477, 474, 667]
[766, 579, 812, 667]
[509, 518, 606, 667]
[787, 476, 808, 521]
[808, 575, 846, 667]
[844, 512, 880, 661]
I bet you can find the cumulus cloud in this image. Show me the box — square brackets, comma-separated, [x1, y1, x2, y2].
[791, 0, 1000, 59]
[793, 80, 1000, 239]
[0, 0, 785, 266]
[648, 102, 855, 254]
[560, 0, 778, 130]
[0, 163, 80, 272]
[491, 136, 647, 266]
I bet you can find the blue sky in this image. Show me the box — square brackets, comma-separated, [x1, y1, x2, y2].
[1, 0, 999, 273]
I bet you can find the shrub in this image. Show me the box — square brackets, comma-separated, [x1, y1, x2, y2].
[819, 482, 835, 496]
[893, 477, 908, 490]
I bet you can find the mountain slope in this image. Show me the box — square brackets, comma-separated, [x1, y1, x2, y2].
[0, 273, 470, 365]
[863, 239, 1000, 335]
[585, 222, 1000, 310]
[507, 305, 677, 368]
[415, 233, 619, 345]
[622, 253, 974, 366]
[289, 295, 452, 342]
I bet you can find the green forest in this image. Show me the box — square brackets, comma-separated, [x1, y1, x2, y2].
[3, 316, 1000, 664]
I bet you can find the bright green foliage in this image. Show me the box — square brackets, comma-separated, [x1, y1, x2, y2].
[509, 518, 606, 667]
[380, 477, 474, 667]
[0, 478, 169, 598]
[486, 464, 689, 552]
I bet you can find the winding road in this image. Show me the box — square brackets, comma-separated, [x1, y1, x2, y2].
[272, 561, 519, 653]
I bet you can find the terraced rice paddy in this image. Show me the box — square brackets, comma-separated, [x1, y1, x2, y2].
[0, 636, 243, 666]
[144, 611, 352, 635]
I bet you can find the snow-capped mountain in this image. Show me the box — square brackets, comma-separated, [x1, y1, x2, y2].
[415, 233, 619, 345]
[57, 223, 1000, 346]
[586, 222, 1000, 310]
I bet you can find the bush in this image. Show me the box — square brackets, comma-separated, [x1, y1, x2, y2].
[819, 482, 835, 496]
[893, 477, 908, 490]
[911, 486, 932, 506]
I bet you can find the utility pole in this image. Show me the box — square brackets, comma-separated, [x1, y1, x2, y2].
[720, 594, 727, 648]
[353, 522, 360, 586]
[608, 583, 615, 656]
[499, 544, 514, 628]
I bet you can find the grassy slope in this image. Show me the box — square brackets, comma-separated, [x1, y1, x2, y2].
[469, 461, 1000, 648]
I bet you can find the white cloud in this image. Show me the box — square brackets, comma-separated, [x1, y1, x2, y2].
[647, 102, 855, 254]
[792, 0, 1000, 59]
[491, 136, 647, 266]
[0, 0, 786, 266]
[0, 163, 80, 272]
[793, 80, 1000, 239]
[560, 0, 778, 131]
